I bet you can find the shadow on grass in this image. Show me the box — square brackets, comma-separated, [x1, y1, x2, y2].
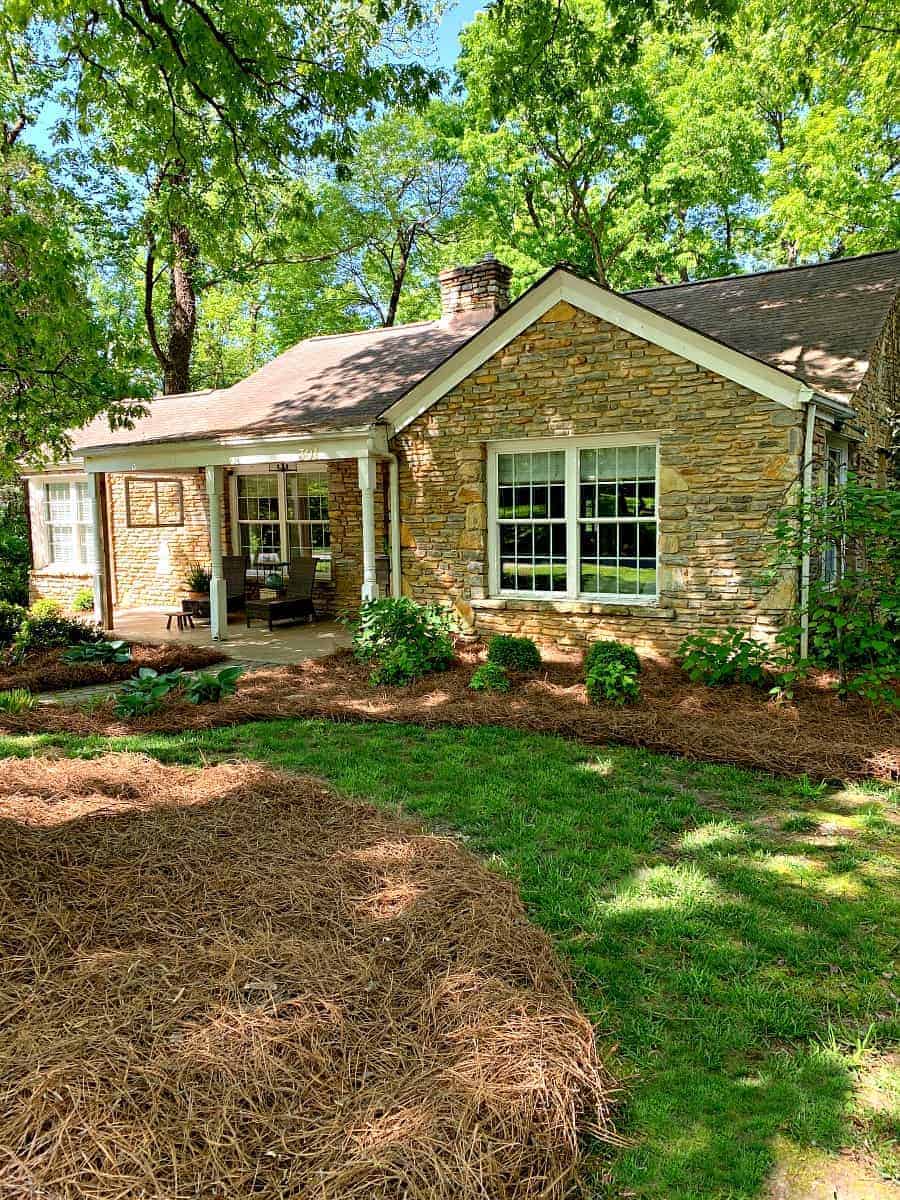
[1, 718, 897, 1200]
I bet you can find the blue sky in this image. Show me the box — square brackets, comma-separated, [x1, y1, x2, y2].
[436, 0, 483, 69]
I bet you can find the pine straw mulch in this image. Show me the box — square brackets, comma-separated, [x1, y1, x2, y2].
[0, 642, 227, 694]
[0, 753, 615, 1200]
[2, 645, 897, 783]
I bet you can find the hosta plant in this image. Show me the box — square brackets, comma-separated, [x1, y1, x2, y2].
[62, 640, 131, 665]
[184, 666, 244, 705]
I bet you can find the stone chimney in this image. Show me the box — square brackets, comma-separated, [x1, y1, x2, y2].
[439, 254, 512, 320]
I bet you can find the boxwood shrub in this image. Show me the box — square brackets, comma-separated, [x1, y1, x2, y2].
[470, 661, 511, 693]
[584, 639, 641, 676]
[487, 634, 541, 672]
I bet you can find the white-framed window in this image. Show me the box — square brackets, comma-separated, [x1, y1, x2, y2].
[44, 480, 92, 567]
[822, 438, 849, 585]
[231, 467, 331, 580]
[489, 436, 659, 602]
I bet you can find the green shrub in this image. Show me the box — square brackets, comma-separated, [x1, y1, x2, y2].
[30, 597, 63, 620]
[678, 627, 770, 687]
[72, 587, 94, 612]
[349, 597, 455, 686]
[470, 661, 511, 693]
[585, 659, 641, 706]
[0, 488, 30, 606]
[0, 600, 27, 647]
[113, 668, 185, 718]
[184, 666, 244, 705]
[0, 688, 35, 713]
[584, 639, 641, 676]
[12, 614, 103, 661]
[61, 639, 131, 665]
[487, 634, 541, 672]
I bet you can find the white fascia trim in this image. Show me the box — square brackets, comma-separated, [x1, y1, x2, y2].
[383, 270, 811, 434]
[81, 426, 389, 473]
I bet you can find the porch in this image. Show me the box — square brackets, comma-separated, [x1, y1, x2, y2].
[79, 427, 401, 642]
[111, 608, 351, 665]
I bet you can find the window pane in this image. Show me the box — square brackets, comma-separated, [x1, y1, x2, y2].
[638, 481, 656, 516]
[580, 523, 597, 558]
[514, 486, 531, 517]
[598, 525, 616, 557]
[618, 482, 638, 517]
[49, 525, 74, 562]
[498, 454, 514, 485]
[75, 482, 91, 522]
[579, 484, 595, 519]
[618, 446, 637, 478]
[531, 487, 549, 519]
[595, 563, 618, 593]
[580, 449, 597, 482]
[619, 523, 637, 557]
[549, 484, 565, 518]
[500, 525, 516, 556]
[551, 563, 567, 591]
[533, 524, 550, 555]
[619, 558, 638, 594]
[548, 451, 565, 483]
[596, 485, 616, 516]
[498, 487, 514, 519]
[596, 447, 617, 480]
[638, 445, 656, 479]
[532, 452, 549, 484]
[514, 454, 532, 484]
[638, 562, 657, 595]
[638, 523, 657, 556]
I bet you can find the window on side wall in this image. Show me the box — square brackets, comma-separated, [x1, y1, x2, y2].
[491, 440, 658, 602]
[822, 439, 849, 585]
[45, 480, 92, 568]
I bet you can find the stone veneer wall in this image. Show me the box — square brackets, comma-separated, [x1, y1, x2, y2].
[28, 567, 92, 609]
[390, 299, 808, 655]
[845, 295, 897, 483]
[107, 470, 224, 609]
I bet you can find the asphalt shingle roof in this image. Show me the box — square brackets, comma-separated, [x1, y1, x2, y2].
[74, 251, 898, 453]
[628, 250, 899, 402]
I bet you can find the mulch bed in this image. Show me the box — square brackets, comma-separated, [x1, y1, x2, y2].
[2, 643, 897, 782]
[0, 642, 227, 694]
[0, 753, 615, 1199]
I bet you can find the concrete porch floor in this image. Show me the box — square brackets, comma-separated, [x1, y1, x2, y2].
[111, 608, 351, 665]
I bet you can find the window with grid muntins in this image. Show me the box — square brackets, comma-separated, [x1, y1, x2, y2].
[234, 470, 332, 579]
[45, 481, 92, 567]
[578, 445, 657, 597]
[492, 441, 658, 601]
[497, 451, 567, 593]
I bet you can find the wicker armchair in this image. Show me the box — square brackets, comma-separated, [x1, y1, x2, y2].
[245, 558, 317, 630]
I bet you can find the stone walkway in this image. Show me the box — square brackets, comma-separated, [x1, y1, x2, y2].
[38, 658, 281, 707]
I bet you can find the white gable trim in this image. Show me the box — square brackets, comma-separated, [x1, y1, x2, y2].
[383, 269, 813, 435]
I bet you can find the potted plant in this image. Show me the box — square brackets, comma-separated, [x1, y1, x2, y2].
[248, 529, 261, 567]
[183, 561, 212, 601]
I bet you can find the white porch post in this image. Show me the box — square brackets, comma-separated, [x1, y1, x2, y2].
[357, 455, 380, 602]
[87, 470, 111, 629]
[388, 455, 402, 599]
[205, 466, 228, 640]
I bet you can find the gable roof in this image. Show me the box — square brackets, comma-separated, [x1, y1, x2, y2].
[74, 251, 898, 456]
[628, 250, 899, 403]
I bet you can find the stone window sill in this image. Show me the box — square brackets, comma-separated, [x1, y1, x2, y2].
[471, 597, 675, 620]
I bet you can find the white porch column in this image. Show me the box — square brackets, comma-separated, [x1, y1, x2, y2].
[357, 455, 380, 602]
[205, 466, 228, 640]
[87, 470, 111, 629]
[388, 455, 402, 599]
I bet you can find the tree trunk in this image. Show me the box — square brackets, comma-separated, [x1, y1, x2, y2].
[383, 240, 411, 327]
[163, 224, 198, 394]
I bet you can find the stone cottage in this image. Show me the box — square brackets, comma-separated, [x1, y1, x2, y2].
[24, 251, 898, 654]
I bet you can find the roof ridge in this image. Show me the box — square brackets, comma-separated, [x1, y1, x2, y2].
[304, 318, 441, 343]
[625, 248, 900, 295]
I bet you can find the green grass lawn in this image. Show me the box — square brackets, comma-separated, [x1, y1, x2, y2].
[3, 720, 898, 1199]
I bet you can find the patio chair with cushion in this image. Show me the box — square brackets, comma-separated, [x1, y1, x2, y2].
[245, 557, 318, 631]
[222, 554, 248, 612]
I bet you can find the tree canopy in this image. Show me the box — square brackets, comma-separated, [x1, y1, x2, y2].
[0, 0, 896, 472]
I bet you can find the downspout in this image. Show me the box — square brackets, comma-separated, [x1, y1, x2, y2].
[386, 453, 402, 599]
[799, 398, 817, 660]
